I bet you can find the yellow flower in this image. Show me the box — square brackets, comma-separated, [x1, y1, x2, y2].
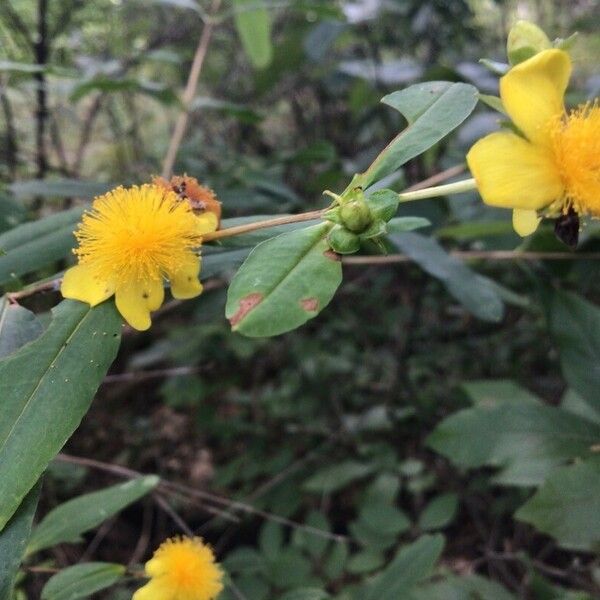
[466, 48, 600, 237]
[61, 184, 218, 331]
[133, 537, 224, 600]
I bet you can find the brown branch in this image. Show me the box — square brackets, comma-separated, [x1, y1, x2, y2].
[161, 0, 223, 178]
[72, 94, 104, 175]
[403, 163, 466, 192]
[342, 251, 600, 265]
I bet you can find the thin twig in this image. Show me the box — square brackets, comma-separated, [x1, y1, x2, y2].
[102, 366, 204, 384]
[202, 210, 325, 242]
[161, 0, 222, 178]
[342, 251, 600, 265]
[403, 164, 466, 192]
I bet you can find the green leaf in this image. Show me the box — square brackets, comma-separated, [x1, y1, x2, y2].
[279, 589, 330, 600]
[461, 379, 541, 407]
[428, 402, 600, 486]
[0, 207, 83, 285]
[386, 217, 431, 233]
[225, 224, 342, 337]
[547, 289, 600, 413]
[353, 82, 477, 189]
[347, 550, 385, 574]
[8, 180, 111, 199]
[233, 0, 273, 69]
[303, 461, 374, 494]
[0, 300, 122, 532]
[418, 493, 458, 531]
[28, 476, 158, 554]
[0, 298, 44, 359]
[365, 535, 445, 600]
[41, 562, 126, 600]
[359, 503, 410, 536]
[191, 96, 262, 124]
[516, 458, 600, 552]
[0, 484, 40, 599]
[390, 232, 504, 322]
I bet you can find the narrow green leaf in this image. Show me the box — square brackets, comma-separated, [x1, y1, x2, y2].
[516, 458, 600, 552]
[41, 562, 126, 600]
[409, 574, 518, 600]
[225, 224, 342, 337]
[547, 289, 600, 413]
[0, 207, 83, 285]
[354, 82, 478, 189]
[386, 217, 431, 233]
[0, 484, 40, 599]
[29, 476, 158, 554]
[0, 300, 122, 531]
[390, 232, 504, 322]
[233, 0, 273, 69]
[427, 402, 600, 486]
[365, 535, 445, 600]
[70, 77, 178, 104]
[0, 298, 44, 359]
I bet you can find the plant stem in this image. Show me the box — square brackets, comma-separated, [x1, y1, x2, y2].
[202, 209, 325, 242]
[161, 0, 222, 178]
[397, 177, 477, 202]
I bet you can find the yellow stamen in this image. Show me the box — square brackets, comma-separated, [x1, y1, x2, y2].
[74, 185, 202, 285]
[549, 101, 600, 216]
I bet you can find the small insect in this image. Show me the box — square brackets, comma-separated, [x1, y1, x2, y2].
[153, 175, 222, 224]
[554, 207, 579, 249]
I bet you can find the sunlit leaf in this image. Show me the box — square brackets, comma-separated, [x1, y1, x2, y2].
[233, 0, 273, 69]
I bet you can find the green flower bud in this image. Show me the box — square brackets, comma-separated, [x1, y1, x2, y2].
[339, 200, 373, 233]
[507, 21, 551, 65]
[327, 225, 360, 254]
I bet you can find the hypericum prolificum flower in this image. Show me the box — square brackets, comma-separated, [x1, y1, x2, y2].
[61, 184, 218, 330]
[467, 48, 600, 240]
[132, 536, 224, 600]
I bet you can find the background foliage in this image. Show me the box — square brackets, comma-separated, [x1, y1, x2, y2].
[1, 0, 600, 598]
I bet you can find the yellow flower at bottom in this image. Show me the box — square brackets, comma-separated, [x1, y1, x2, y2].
[133, 537, 224, 600]
[466, 48, 600, 237]
[61, 184, 218, 330]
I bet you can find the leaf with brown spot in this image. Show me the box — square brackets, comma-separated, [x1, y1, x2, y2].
[229, 292, 263, 327]
[226, 224, 342, 337]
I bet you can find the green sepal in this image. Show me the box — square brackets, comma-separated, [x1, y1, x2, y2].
[322, 207, 342, 225]
[327, 226, 360, 254]
[359, 219, 387, 241]
[507, 20, 551, 65]
[364, 190, 399, 223]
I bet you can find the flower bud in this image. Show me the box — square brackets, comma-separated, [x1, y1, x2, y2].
[507, 21, 551, 65]
[327, 225, 360, 254]
[339, 200, 372, 233]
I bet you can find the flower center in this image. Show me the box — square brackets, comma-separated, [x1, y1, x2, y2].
[549, 101, 600, 216]
[74, 185, 203, 285]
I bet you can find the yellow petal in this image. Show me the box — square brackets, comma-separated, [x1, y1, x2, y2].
[132, 580, 167, 600]
[60, 264, 115, 307]
[467, 131, 563, 210]
[500, 48, 571, 146]
[168, 255, 203, 299]
[115, 278, 164, 331]
[196, 212, 219, 235]
[512, 208, 541, 237]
